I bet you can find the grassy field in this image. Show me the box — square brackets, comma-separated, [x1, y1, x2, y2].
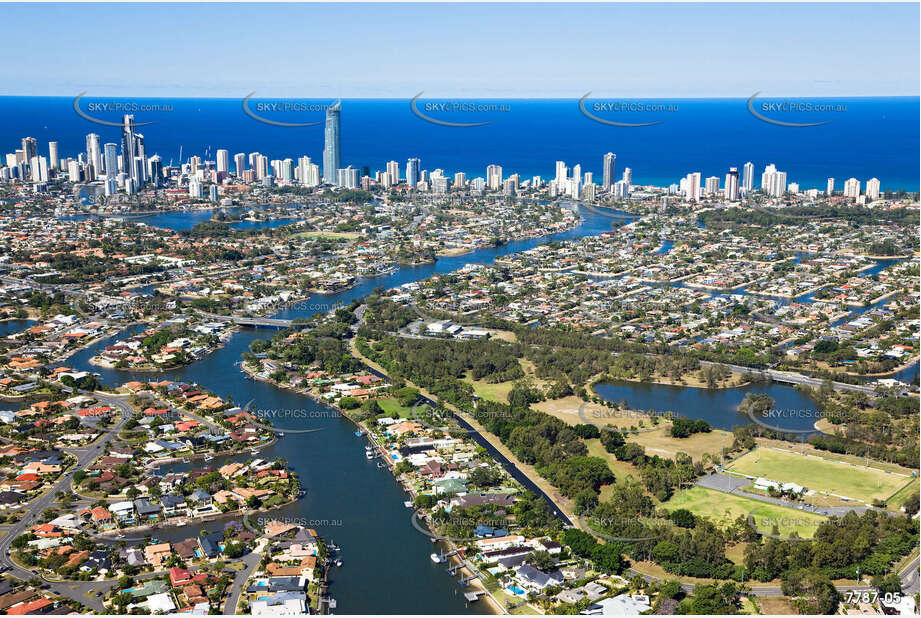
[757, 597, 798, 615]
[465, 373, 516, 403]
[631, 427, 733, 463]
[726, 447, 912, 503]
[375, 397, 415, 418]
[662, 486, 827, 538]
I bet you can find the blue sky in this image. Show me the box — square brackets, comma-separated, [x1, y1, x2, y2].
[3, 3, 918, 97]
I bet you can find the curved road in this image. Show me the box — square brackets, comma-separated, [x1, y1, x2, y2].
[0, 391, 134, 612]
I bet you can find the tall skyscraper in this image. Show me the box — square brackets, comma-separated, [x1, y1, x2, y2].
[148, 155, 163, 187]
[386, 160, 400, 184]
[86, 133, 102, 174]
[486, 164, 503, 190]
[48, 142, 59, 171]
[622, 167, 632, 186]
[120, 116, 140, 181]
[742, 161, 754, 192]
[555, 160, 567, 184]
[826, 178, 835, 196]
[705, 176, 720, 195]
[322, 101, 341, 184]
[103, 143, 118, 181]
[337, 166, 359, 189]
[761, 164, 787, 197]
[684, 172, 701, 201]
[843, 177, 861, 199]
[865, 178, 880, 201]
[216, 149, 229, 173]
[406, 158, 421, 188]
[30, 156, 49, 183]
[21, 138, 37, 176]
[602, 152, 616, 190]
[724, 167, 740, 201]
[234, 153, 246, 177]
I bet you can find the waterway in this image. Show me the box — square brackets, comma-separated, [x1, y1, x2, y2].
[58, 203, 916, 612]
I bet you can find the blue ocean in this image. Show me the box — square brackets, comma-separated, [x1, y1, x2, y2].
[0, 96, 917, 191]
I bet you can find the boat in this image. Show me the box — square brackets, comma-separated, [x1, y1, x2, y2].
[250, 449, 259, 455]
[376, 462, 385, 468]
[278, 432, 285, 437]
[404, 501, 413, 508]
[353, 430, 363, 437]
[335, 559, 343, 567]
[430, 553, 443, 564]
[203, 455, 213, 462]
[365, 451, 374, 460]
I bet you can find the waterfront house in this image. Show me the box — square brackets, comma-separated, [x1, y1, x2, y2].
[161, 494, 188, 516]
[581, 594, 651, 615]
[144, 543, 172, 569]
[514, 564, 564, 592]
[134, 498, 162, 521]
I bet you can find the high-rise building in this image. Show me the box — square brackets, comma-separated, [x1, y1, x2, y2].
[705, 176, 720, 196]
[843, 178, 861, 200]
[865, 178, 880, 201]
[742, 161, 754, 192]
[487, 164, 503, 190]
[432, 176, 449, 194]
[826, 178, 835, 196]
[724, 167, 740, 201]
[386, 160, 400, 184]
[216, 149, 229, 173]
[120, 115, 141, 182]
[761, 164, 787, 197]
[188, 177, 203, 198]
[453, 172, 466, 188]
[21, 138, 37, 177]
[406, 158, 421, 188]
[103, 143, 118, 180]
[48, 142, 59, 171]
[209, 184, 219, 202]
[133, 156, 147, 185]
[322, 101, 341, 184]
[602, 152, 616, 190]
[684, 172, 701, 202]
[86, 133, 102, 174]
[555, 160, 568, 185]
[30, 156, 49, 183]
[148, 155, 163, 188]
[67, 159, 81, 182]
[234, 153, 247, 177]
[337, 165, 359, 189]
[622, 167, 632, 186]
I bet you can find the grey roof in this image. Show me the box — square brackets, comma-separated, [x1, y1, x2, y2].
[133, 498, 162, 515]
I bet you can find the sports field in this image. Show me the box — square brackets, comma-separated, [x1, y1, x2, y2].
[726, 447, 912, 503]
[662, 486, 826, 538]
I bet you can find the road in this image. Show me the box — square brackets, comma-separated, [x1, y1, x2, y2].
[0, 391, 134, 612]
[223, 550, 262, 614]
[700, 360, 879, 396]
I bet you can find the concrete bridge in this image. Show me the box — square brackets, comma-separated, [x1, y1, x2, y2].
[202, 313, 294, 328]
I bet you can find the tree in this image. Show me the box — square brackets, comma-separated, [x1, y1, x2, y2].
[527, 550, 555, 571]
[782, 568, 839, 615]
